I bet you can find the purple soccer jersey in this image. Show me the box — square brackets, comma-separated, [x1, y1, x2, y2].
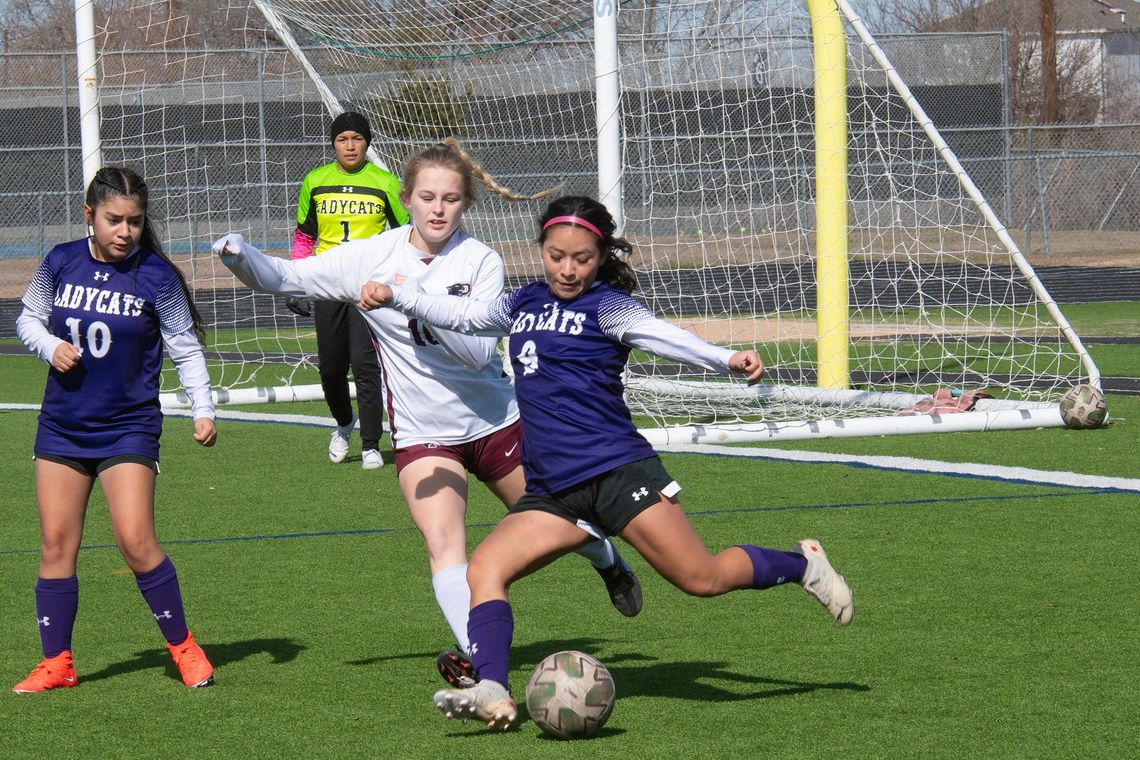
[21, 238, 195, 459]
[494, 281, 659, 495]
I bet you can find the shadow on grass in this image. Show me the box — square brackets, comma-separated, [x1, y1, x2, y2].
[355, 635, 867, 703]
[80, 637, 305, 685]
[347, 649, 440, 667]
[345, 636, 625, 669]
[439, 724, 630, 741]
[433, 635, 865, 740]
[517, 637, 869, 704]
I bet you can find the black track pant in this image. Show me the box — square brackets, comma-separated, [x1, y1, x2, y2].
[314, 299, 383, 451]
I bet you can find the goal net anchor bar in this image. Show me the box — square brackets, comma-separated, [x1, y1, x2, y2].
[640, 406, 1063, 447]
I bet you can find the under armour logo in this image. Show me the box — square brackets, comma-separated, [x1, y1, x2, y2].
[631, 487, 650, 501]
[93, 271, 110, 281]
[37, 616, 50, 627]
[154, 610, 173, 621]
[470, 642, 479, 655]
[343, 186, 353, 193]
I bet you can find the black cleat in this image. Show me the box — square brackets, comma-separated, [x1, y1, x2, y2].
[436, 649, 476, 687]
[596, 549, 644, 617]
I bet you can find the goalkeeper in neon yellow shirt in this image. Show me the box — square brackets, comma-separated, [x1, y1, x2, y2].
[291, 111, 409, 469]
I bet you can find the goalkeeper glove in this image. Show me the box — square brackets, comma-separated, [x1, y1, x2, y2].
[285, 297, 312, 318]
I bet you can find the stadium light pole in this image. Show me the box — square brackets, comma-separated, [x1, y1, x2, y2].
[594, 0, 624, 234]
[74, 0, 102, 186]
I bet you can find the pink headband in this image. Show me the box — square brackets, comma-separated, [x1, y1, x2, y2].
[542, 215, 603, 238]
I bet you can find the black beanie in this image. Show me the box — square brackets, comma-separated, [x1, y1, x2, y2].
[330, 111, 371, 145]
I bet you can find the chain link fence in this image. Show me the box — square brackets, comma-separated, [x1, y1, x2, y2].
[0, 39, 1137, 270]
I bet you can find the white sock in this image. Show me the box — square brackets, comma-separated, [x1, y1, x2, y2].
[431, 563, 471, 653]
[574, 538, 616, 569]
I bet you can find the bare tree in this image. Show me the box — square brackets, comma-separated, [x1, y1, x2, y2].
[0, 0, 269, 53]
[1041, 0, 1059, 123]
[865, 0, 1109, 125]
[1, 0, 80, 51]
[863, 0, 989, 33]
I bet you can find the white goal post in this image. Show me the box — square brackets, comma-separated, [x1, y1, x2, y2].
[81, 0, 1100, 441]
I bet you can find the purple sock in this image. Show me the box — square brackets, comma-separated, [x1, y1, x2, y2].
[135, 555, 189, 645]
[738, 545, 807, 589]
[35, 576, 79, 658]
[468, 599, 513, 689]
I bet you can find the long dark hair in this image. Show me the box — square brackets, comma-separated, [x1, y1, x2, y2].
[537, 196, 637, 293]
[85, 167, 206, 343]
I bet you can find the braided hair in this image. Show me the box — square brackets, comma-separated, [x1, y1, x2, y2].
[400, 138, 559, 208]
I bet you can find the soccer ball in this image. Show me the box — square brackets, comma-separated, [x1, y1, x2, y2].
[1059, 384, 1107, 429]
[525, 650, 615, 739]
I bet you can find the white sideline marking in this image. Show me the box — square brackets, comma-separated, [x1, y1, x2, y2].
[659, 443, 1140, 493]
[4, 403, 1134, 492]
[167, 407, 390, 430]
[1, 404, 375, 430]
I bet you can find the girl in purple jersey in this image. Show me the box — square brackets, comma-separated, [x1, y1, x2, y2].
[361, 195, 855, 731]
[12, 167, 216, 693]
[214, 143, 642, 688]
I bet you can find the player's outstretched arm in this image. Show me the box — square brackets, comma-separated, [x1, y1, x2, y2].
[213, 232, 316, 299]
[728, 349, 765, 384]
[214, 232, 378, 304]
[384, 284, 510, 337]
[212, 231, 253, 262]
[359, 280, 393, 310]
[360, 278, 501, 370]
[621, 316, 755, 378]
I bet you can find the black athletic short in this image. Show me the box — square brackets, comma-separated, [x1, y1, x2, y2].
[35, 452, 159, 477]
[510, 455, 680, 537]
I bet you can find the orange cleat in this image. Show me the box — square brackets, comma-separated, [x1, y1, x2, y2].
[166, 630, 214, 688]
[12, 651, 78, 693]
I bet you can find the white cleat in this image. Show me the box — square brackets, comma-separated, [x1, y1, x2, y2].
[361, 449, 384, 470]
[328, 415, 356, 463]
[433, 679, 517, 731]
[795, 539, 854, 626]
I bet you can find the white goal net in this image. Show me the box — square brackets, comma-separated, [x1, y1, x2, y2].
[87, 0, 1098, 438]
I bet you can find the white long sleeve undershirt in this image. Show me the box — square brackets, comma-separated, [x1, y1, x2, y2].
[17, 306, 215, 420]
[388, 284, 738, 373]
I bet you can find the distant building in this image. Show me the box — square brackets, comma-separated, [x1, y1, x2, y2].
[926, 0, 1140, 122]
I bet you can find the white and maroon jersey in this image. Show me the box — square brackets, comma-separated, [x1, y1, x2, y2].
[221, 226, 518, 448]
[387, 280, 737, 495]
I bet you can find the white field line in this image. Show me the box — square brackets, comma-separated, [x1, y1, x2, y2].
[658, 442, 1140, 493]
[5, 403, 1136, 492]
